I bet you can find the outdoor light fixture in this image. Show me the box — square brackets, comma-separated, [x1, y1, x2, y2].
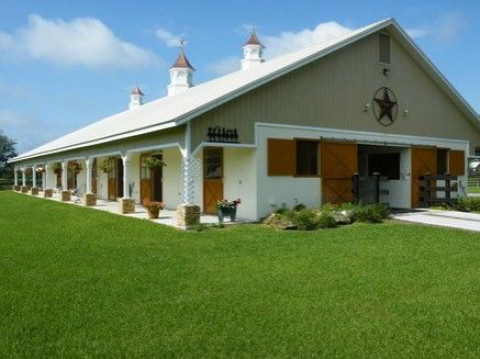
[383, 68, 391, 76]
[364, 103, 370, 112]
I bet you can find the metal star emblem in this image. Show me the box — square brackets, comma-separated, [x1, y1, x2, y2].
[373, 87, 398, 126]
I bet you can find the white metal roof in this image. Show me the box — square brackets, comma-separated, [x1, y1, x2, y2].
[12, 18, 480, 162]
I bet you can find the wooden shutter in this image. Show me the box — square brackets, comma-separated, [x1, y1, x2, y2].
[267, 138, 295, 176]
[449, 150, 465, 176]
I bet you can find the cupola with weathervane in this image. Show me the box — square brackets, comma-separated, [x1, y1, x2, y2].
[129, 85, 144, 110]
[241, 30, 265, 70]
[168, 39, 195, 96]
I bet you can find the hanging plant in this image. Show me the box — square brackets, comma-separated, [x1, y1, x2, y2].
[99, 159, 113, 173]
[145, 156, 166, 170]
[35, 167, 45, 173]
[68, 161, 83, 175]
[52, 162, 62, 174]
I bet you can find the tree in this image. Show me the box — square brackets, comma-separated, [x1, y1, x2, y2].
[0, 131, 17, 179]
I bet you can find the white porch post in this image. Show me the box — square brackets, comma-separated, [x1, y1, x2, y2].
[122, 153, 131, 198]
[21, 167, 26, 186]
[176, 122, 200, 228]
[118, 153, 134, 214]
[44, 163, 50, 189]
[42, 169, 46, 190]
[14, 167, 18, 186]
[32, 165, 37, 188]
[61, 160, 68, 190]
[86, 158, 92, 193]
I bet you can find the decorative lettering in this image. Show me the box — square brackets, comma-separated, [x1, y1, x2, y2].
[207, 126, 239, 143]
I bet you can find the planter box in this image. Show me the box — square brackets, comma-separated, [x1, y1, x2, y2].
[218, 207, 237, 223]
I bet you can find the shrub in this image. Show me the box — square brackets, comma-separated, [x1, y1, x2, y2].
[287, 209, 318, 230]
[293, 203, 306, 212]
[275, 208, 288, 215]
[455, 197, 480, 212]
[316, 211, 337, 229]
[354, 203, 390, 223]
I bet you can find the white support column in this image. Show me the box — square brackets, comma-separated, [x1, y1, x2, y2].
[182, 122, 192, 204]
[14, 168, 18, 186]
[44, 163, 50, 189]
[122, 154, 131, 198]
[61, 161, 68, 190]
[32, 165, 37, 188]
[42, 170, 46, 190]
[22, 167, 26, 186]
[86, 158, 92, 193]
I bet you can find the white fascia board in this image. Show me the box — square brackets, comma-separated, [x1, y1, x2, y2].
[9, 121, 178, 163]
[191, 142, 256, 157]
[256, 122, 469, 150]
[388, 19, 480, 126]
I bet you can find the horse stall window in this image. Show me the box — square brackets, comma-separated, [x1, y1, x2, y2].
[296, 140, 319, 176]
[368, 153, 400, 179]
[437, 149, 448, 175]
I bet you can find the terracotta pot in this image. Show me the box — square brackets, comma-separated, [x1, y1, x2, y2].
[147, 208, 160, 219]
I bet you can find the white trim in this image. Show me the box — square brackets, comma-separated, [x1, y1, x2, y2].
[126, 142, 181, 156]
[255, 122, 469, 149]
[191, 142, 257, 157]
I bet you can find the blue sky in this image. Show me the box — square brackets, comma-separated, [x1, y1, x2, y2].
[1, 0, 479, 153]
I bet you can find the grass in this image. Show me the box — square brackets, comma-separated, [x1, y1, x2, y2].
[1, 191, 480, 357]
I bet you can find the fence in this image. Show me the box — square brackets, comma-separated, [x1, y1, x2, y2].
[0, 179, 14, 191]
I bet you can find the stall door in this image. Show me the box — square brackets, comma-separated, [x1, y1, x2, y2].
[321, 141, 357, 205]
[411, 147, 436, 208]
[140, 155, 151, 204]
[203, 147, 223, 213]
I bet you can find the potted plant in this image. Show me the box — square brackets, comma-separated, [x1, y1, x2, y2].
[142, 199, 165, 219]
[217, 198, 241, 223]
[52, 162, 62, 174]
[145, 156, 165, 170]
[99, 159, 112, 173]
[68, 161, 83, 175]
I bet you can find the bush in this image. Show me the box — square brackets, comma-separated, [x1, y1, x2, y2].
[287, 209, 318, 230]
[316, 211, 337, 229]
[455, 197, 480, 212]
[353, 203, 390, 223]
[293, 203, 306, 212]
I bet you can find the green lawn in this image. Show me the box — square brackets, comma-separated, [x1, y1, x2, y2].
[1, 191, 480, 357]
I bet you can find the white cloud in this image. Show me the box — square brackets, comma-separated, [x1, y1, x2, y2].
[155, 28, 182, 47]
[407, 12, 465, 45]
[263, 21, 352, 59]
[0, 14, 159, 67]
[207, 56, 241, 76]
[207, 21, 352, 76]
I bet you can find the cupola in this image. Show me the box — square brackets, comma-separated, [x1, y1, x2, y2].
[241, 31, 265, 70]
[168, 40, 195, 96]
[129, 86, 144, 110]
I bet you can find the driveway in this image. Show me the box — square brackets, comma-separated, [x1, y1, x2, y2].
[393, 209, 480, 232]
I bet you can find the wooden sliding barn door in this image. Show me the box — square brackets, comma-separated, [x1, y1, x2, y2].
[203, 147, 223, 214]
[411, 147, 436, 208]
[321, 141, 357, 205]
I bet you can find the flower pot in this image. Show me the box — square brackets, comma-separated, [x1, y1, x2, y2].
[218, 207, 236, 223]
[147, 208, 160, 219]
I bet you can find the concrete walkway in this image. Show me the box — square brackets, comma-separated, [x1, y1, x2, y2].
[393, 209, 480, 232]
[26, 190, 236, 229]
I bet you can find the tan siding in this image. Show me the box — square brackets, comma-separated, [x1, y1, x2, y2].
[190, 32, 480, 154]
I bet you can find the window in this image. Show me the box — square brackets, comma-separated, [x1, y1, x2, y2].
[436, 149, 448, 175]
[379, 33, 391, 64]
[296, 140, 319, 176]
[475, 147, 480, 156]
[368, 153, 400, 179]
